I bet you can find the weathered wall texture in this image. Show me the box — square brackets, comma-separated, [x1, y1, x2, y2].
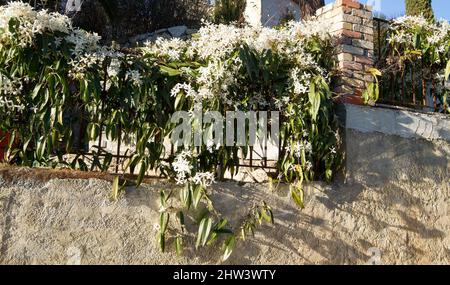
[0, 127, 449, 265]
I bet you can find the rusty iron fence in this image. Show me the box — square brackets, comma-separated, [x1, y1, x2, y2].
[62, 115, 282, 178]
[373, 17, 449, 113]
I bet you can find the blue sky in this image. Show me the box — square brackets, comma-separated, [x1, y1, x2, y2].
[324, 0, 450, 20]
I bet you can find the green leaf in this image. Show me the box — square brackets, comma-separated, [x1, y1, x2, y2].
[32, 83, 43, 100]
[157, 233, 165, 253]
[291, 184, 305, 210]
[160, 190, 168, 208]
[136, 159, 147, 186]
[36, 136, 47, 160]
[87, 123, 99, 141]
[261, 208, 273, 224]
[160, 212, 169, 234]
[308, 81, 321, 121]
[101, 153, 113, 172]
[7, 130, 15, 150]
[208, 219, 230, 245]
[180, 184, 192, 210]
[174, 92, 184, 109]
[196, 217, 213, 248]
[362, 82, 379, 105]
[160, 66, 182, 76]
[177, 211, 185, 230]
[222, 235, 236, 261]
[192, 184, 203, 209]
[367, 67, 382, 77]
[175, 236, 183, 256]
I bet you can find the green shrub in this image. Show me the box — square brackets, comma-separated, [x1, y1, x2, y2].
[0, 2, 341, 259]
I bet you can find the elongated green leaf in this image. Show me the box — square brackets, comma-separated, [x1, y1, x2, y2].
[192, 184, 203, 209]
[196, 217, 213, 248]
[222, 235, 236, 261]
[160, 212, 169, 234]
[160, 66, 182, 76]
[7, 130, 15, 150]
[32, 83, 42, 100]
[36, 136, 47, 160]
[160, 190, 167, 208]
[308, 81, 321, 121]
[208, 219, 231, 245]
[136, 159, 147, 186]
[180, 184, 191, 210]
[291, 184, 305, 210]
[177, 211, 185, 229]
[261, 208, 273, 224]
[174, 92, 184, 109]
[157, 233, 165, 253]
[175, 236, 183, 256]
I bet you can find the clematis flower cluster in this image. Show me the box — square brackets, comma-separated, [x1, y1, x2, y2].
[0, 2, 71, 47]
[172, 151, 215, 187]
[144, 18, 333, 110]
[385, 15, 450, 98]
[388, 15, 450, 57]
[0, 2, 340, 183]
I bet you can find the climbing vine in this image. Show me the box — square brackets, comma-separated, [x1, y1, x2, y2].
[0, 2, 342, 260]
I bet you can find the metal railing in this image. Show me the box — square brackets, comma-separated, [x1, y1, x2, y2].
[373, 17, 449, 113]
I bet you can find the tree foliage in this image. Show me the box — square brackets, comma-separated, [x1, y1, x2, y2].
[213, 0, 246, 24]
[405, 0, 434, 22]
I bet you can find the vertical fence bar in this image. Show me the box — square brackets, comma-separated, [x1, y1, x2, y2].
[412, 65, 416, 105]
[421, 58, 427, 107]
[249, 146, 253, 170]
[390, 73, 395, 102]
[432, 79, 437, 111]
[401, 72, 405, 104]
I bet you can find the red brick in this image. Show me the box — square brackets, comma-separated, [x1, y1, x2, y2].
[338, 30, 362, 39]
[334, 94, 364, 105]
[339, 61, 363, 71]
[354, 55, 374, 65]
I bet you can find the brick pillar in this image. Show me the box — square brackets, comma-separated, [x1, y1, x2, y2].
[316, 0, 374, 104]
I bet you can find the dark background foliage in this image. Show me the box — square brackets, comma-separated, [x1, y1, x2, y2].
[1, 0, 211, 43]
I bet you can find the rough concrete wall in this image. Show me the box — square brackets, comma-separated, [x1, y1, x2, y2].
[341, 104, 450, 142]
[0, 128, 449, 265]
